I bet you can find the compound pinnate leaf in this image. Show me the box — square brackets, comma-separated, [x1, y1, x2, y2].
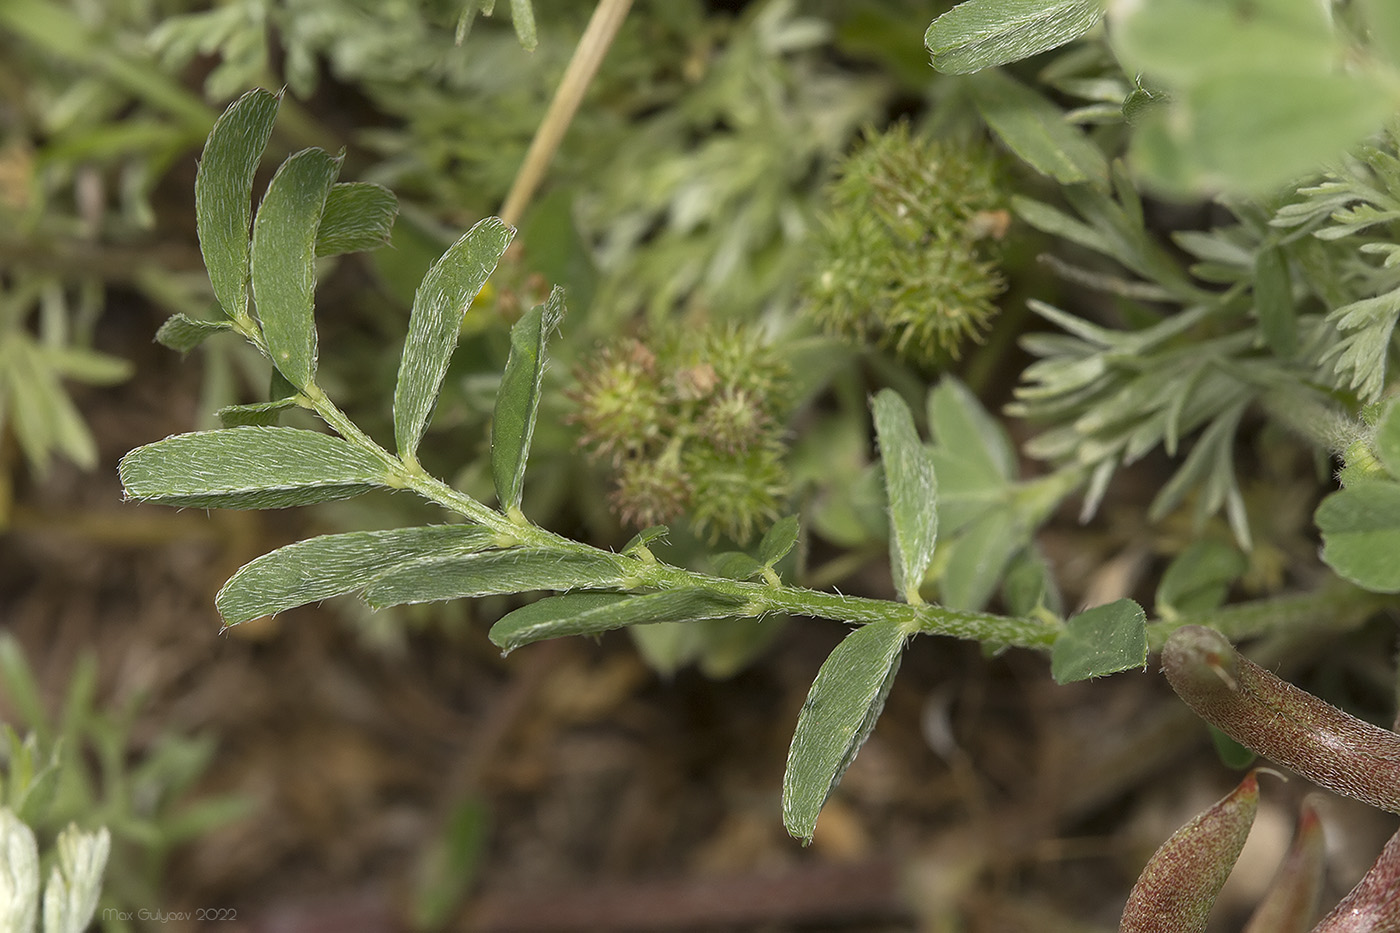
[195, 87, 281, 323]
[395, 217, 514, 464]
[315, 182, 398, 257]
[250, 146, 342, 389]
[872, 390, 937, 603]
[783, 618, 906, 844]
[119, 426, 391, 509]
[968, 69, 1107, 187]
[925, 0, 1103, 74]
[217, 524, 496, 625]
[491, 286, 564, 513]
[1315, 480, 1400, 592]
[362, 548, 626, 609]
[1050, 598, 1147, 684]
[1162, 626, 1400, 814]
[490, 589, 746, 654]
[1119, 772, 1259, 933]
[155, 314, 234, 353]
[1311, 827, 1400, 932]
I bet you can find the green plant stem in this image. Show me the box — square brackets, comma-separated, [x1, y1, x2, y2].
[305, 376, 1387, 658]
[1145, 578, 1389, 651]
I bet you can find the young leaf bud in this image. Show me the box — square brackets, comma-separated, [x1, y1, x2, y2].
[1162, 626, 1400, 814]
[1119, 772, 1259, 933]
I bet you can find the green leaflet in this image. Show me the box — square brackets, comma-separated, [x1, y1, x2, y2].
[489, 589, 747, 653]
[621, 525, 669, 556]
[927, 378, 1016, 484]
[925, 0, 1103, 75]
[1316, 480, 1400, 592]
[217, 524, 496, 625]
[4, 336, 99, 471]
[783, 618, 906, 844]
[250, 146, 342, 389]
[194, 87, 281, 323]
[1112, 0, 1392, 196]
[154, 314, 234, 353]
[119, 426, 391, 509]
[215, 397, 298, 428]
[394, 217, 514, 464]
[510, 0, 537, 51]
[939, 507, 1021, 612]
[872, 390, 938, 603]
[491, 286, 564, 513]
[1155, 540, 1247, 620]
[315, 182, 398, 257]
[968, 69, 1107, 188]
[362, 548, 627, 609]
[1050, 598, 1147, 683]
[1374, 398, 1400, 479]
[757, 515, 800, 568]
[712, 552, 764, 581]
[1253, 246, 1297, 358]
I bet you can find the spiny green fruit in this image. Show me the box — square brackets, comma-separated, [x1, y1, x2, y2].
[570, 321, 792, 542]
[803, 123, 1007, 363]
[569, 338, 669, 463]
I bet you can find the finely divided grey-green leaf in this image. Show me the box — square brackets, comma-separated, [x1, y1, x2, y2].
[363, 548, 627, 609]
[925, 0, 1104, 74]
[394, 217, 514, 463]
[490, 589, 746, 653]
[119, 426, 391, 509]
[491, 286, 564, 512]
[315, 182, 398, 257]
[155, 314, 234, 352]
[217, 524, 495, 625]
[195, 87, 281, 322]
[783, 619, 906, 843]
[250, 146, 342, 389]
[969, 70, 1107, 187]
[758, 515, 800, 568]
[1050, 598, 1147, 683]
[510, 0, 538, 51]
[872, 390, 938, 603]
